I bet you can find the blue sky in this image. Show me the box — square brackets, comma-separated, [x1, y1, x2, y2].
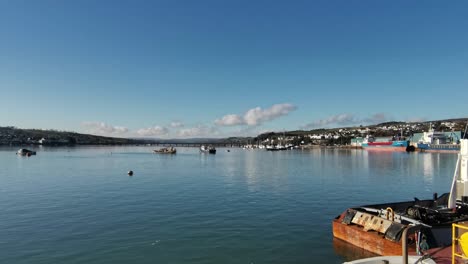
[1, 0, 467, 138]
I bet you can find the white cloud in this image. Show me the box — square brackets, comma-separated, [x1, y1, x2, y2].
[362, 113, 391, 125]
[178, 125, 218, 138]
[227, 126, 270, 137]
[406, 117, 427, 123]
[170, 122, 184, 128]
[301, 113, 357, 129]
[81, 122, 129, 136]
[214, 114, 244, 126]
[215, 103, 297, 126]
[301, 112, 393, 130]
[137, 126, 169, 137]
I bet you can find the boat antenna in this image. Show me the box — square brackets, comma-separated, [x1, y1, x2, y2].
[464, 122, 468, 139]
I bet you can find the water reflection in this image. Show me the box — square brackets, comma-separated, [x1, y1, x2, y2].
[243, 150, 259, 192]
[422, 152, 435, 179]
[333, 238, 377, 262]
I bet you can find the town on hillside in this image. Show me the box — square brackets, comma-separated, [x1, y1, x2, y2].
[251, 119, 467, 149]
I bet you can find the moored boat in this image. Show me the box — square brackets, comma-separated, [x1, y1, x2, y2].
[16, 148, 36, 156]
[200, 145, 216, 154]
[153, 147, 176, 154]
[266, 145, 287, 151]
[417, 143, 460, 152]
[361, 135, 409, 151]
[417, 124, 461, 152]
[332, 139, 468, 256]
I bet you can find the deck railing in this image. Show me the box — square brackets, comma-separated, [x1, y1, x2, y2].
[452, 223, 468, 264]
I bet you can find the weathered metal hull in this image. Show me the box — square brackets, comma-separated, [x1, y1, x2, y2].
[417, 143, 460, 152]
[361, 140, 409, 151]
[362, 146, 408, 152]
[333, 211, 414, 256]
[153, 150, 176, 154]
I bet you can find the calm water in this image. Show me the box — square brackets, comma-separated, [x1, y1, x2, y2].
[0, 146, 457, 263]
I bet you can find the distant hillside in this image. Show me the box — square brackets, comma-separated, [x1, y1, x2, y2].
[0, 126, 252, 146]
[135, 137, 254, 145]
[0, 126, 143, 145]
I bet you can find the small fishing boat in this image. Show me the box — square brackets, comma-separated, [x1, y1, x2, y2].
[16, 149, 36, 156]
[153, 147, 176, 154]
[200, 145, 216, 154]
[266, 145, 287, 151]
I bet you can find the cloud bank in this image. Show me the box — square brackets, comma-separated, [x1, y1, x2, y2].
[137, 126, 169, 137]
[214, 114, 244, 126]
[362, 113, 391, 125]
[302, 113, 357, 129]
[178, 125, 218, 138]
[81, 122, 129, 135]
[170, 122, 184, 128]
[215, 103, 297, 126]
[301, 112, 392, 130]
[405, 117, 427, 123]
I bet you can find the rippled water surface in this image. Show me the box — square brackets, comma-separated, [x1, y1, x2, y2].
[0, 146, 457, 263]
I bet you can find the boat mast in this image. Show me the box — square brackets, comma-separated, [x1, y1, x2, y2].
[464, 122, 468, 139]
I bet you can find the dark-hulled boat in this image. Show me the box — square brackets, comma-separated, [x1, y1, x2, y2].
[200, 145, 216, 154]
[332, 139, 468, 256]
[16, 148, 36, 156]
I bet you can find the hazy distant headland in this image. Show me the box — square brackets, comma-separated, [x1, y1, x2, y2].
[1, 118, 467, 147]
[0, 126, 248, 146]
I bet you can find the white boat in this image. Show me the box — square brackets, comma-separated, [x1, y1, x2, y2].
[266, 145, 287, 151]
[200, 145, 216, 154]
[417, 123, 461, 152]
[266, 132, 290, 151]
[16, 148, 36, 156]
